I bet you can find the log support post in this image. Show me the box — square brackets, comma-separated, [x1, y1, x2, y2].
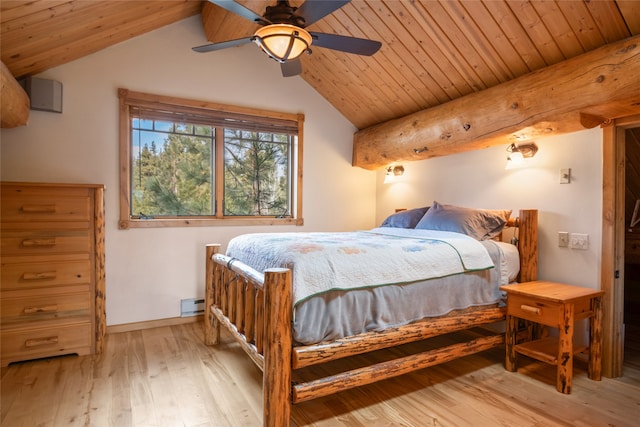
[262, 268, 292, 427]
[204, 244, 221, 345]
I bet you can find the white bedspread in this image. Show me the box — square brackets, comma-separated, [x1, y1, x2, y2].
[226, 228, 495, 306]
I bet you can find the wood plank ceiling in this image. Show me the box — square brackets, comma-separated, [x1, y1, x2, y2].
[2, 0, 640, 132]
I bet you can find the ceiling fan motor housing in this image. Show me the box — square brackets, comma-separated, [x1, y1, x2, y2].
[261, 0, 307, 27]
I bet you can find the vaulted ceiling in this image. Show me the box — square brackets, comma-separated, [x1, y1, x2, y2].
[2, 0, 640, 161]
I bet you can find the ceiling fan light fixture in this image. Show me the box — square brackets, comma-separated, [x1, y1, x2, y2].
[253, 24, 312, 63]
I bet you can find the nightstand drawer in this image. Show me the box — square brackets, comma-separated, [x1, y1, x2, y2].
[1, 322, 92, 365]
[1, 260, 91, 291]
[506, 293, 561, 326]
[1, 291, 91, 326]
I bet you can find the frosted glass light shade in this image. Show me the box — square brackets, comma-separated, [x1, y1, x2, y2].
[253, 24, 312, 63]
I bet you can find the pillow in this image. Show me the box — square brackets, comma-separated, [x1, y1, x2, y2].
[415, 201, 511, 240]
[380, 206, 429, 228]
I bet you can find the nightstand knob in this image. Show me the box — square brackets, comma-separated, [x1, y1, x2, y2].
[520, 304, 541, 315]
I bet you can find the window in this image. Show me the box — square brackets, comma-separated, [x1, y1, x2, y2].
[118, 89, 303, 229]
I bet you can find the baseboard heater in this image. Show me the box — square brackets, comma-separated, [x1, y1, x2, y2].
[180, 298, 205, 317]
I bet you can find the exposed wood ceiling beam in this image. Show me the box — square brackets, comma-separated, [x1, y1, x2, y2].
[0, 61, 29, 128]
[353, 35, 640, 170]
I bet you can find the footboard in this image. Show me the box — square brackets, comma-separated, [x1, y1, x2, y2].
[205, 244, 292, 426]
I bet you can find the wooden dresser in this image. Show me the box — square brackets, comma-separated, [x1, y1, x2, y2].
[1, 182, 106, 366]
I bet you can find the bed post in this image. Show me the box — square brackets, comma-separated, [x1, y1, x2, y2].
[517, 209, 538, 282]
[263, 268, 293, 427]
[205, 244, 221, 345]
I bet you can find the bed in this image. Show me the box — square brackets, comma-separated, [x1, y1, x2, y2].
[204, 204, 538, 426]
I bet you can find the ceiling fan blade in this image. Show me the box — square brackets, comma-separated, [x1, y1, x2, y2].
[206, 0, 263, 23]
[297, 0, 350, 26]
[281, 58, 302, 77]
[192, 37, 254, 53]
[310, 32, 381, 56]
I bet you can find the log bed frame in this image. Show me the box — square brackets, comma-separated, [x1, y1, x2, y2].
[204, 209, 538, 426]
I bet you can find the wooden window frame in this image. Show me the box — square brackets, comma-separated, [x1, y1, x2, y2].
[118, 88, 304, 229]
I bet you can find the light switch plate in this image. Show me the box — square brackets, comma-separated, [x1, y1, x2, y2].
[558, 231, 569, 247]
[560, 168, 571, 184]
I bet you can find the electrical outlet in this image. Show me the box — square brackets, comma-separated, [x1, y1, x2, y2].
[558, 231, 569, 247]
[569, 233, 589, 250]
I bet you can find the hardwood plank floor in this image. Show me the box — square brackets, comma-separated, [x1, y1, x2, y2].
[2, 321, 638, 427]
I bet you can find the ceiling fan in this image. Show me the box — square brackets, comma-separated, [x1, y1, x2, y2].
[192, 0, 382, 77]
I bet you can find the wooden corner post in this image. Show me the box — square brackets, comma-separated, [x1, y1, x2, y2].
[263, 268, 293, 427]
[204, 244, 221, 345]
[518, 209, 538, 283]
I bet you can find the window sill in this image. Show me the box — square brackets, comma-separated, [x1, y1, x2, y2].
[118, 217, 304, 229]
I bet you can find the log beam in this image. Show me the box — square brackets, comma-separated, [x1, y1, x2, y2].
[353, 35, 640, 170]
[0, 61, 30, 128]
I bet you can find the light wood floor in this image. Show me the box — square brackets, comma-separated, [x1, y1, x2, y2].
[2, 321, 639, 427]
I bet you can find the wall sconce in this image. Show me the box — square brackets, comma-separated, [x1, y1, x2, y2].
[506, 142, 538, 169]
[384, 165, 405, 184]
[386, 165, 405, 176]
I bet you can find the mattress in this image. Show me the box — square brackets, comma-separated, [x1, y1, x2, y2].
[292, 240, 519, 344]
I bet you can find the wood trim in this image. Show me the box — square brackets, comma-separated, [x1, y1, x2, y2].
[295, 114, 304, 227]
[118, 88, 132, 230]
[106, 314, 203, 335]
[601, 114, 640, 378]
[120, 89, 301, 123]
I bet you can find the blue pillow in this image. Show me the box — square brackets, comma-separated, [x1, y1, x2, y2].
[415, 201, 511, 240]
[381, 206, 429, 228]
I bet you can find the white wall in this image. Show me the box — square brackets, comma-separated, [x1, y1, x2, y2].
[0, 16, 377, 325]
[0, 15, 606, 326]
[376, 128, 603, 291]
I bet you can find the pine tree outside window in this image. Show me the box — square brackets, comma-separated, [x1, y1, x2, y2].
[118, 89, 303, 229]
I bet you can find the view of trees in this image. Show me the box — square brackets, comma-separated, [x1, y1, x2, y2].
[223, 129, 290, 216]
[130, 120, 291, 217]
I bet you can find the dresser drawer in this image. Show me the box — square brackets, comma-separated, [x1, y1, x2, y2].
[1, 322, 92, 365]
[1, 291, 91, 326]
[1, 228, 90, 256]
[1, 185, 91, 222]
[507, 293, 562, 326]
[1, 260, 91, 291]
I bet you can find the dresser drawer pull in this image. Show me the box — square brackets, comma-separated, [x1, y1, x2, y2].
[23, 305, 58, 314]
[25, 336, 59, 347]
[520, 304, 541, 315]
[21, 204, 57, 213]
[22, 271, 57, 280]
[21, 238, 56, 247]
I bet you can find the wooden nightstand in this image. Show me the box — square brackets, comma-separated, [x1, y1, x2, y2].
[500, 281, 604, 394]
